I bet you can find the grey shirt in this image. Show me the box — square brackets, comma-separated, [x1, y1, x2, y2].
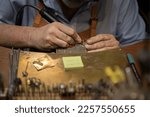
[0, 0, 146, 45]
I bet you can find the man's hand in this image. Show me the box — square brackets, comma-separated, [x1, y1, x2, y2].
[29, 22, 81, 50]
[85, 34, 119, 52]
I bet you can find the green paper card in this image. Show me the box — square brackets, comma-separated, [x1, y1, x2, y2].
[62, 56, 84, 70]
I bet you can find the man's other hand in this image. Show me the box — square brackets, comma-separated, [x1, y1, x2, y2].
[85, 34, 119, 52]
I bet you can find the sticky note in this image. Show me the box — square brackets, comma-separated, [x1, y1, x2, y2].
[62, 56, 84, 70]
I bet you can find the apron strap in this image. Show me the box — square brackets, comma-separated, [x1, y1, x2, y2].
[33, 1, 46, 27]
[90, 0, 99, 37]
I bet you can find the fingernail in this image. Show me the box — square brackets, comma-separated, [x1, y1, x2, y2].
[86, 40, 91, 44]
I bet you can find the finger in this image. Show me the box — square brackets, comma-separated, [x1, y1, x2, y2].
[45, 43, 57, 49]
[85, 40, 119, 51]
[104, 39, 120, 47]
[54, 29, 75, 45]
[88, 46, 119, 53]
[48, 35, 69, 48]
[86, 34, 110, 44]
[57, 22, 82, 43]
[84, 42, 105, 50]
[37, 41, 58, 50]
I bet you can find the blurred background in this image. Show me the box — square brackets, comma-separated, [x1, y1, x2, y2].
[137, 0, 150, 35]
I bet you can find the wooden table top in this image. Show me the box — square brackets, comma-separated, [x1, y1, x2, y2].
[0, 40, 149, 88]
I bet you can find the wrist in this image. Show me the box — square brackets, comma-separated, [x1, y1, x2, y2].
[27, 27, 37, 48]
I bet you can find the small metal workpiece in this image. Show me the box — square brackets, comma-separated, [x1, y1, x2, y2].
[59, 83, 67, 96]
[14, 77, 22, 86]
[77, 80, 85, 93]
[35, 79, 42, 88]
[67, 86, 76, 96]
[67, 81, 76, 96]
[85, 83, 94, 94]
[22, 61, 29, 77]
[33, 61, 43, 66]
[56, 44, 87, 54]
[13, 77, 22, 95]
[47, 85, 52, 94]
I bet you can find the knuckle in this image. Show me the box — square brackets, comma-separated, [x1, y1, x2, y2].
[66, 36, 72, 42]
[110, 34, 114, 37]
[98, 35, 102, 39]
[98, 35, 105, 41]
[100, 42, 105, 47]
[95, 44, 99, 49]
[103, 41, 106, 47]
[62, 43, 68, 48]
[47, 26, 58, 35]
[50, 24, 57, 30]
[49, 22, 60, 29]
[69, 29, 76, 36]
[51, 22, 59, 26]
[110, 35, 115, 39]
[94, 43, 100, 49]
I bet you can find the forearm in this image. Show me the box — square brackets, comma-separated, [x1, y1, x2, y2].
[0, 22, 82, 50]
[0, 24, 35, 48]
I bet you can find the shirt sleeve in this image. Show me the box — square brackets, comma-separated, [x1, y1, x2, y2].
[116, 0, 146, 45]
[0, 0, 38, 25]
[0, 0, 17, 24]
